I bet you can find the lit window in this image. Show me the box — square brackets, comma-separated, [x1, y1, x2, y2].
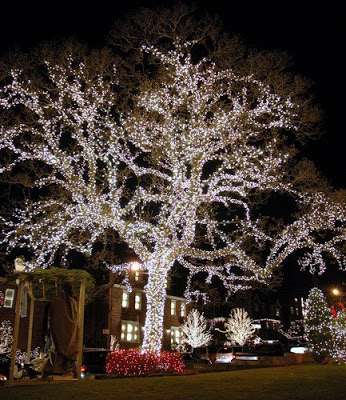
[134, 271, 140, 282]
[171, 327, 182, 345]
[276, 308, 280, 317]
[135, 293, 141, 310]
[171, 300, 176, 316]
[122, 290, 129, 308]
[180, 303, 186, 317]
[120, 321, 139, 343]
[290, 306, 294, 314]
[4, 289, 15, 308]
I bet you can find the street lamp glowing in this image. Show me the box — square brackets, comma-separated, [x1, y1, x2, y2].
[130, 262, 142, 272]
[332, 288, 340, 296]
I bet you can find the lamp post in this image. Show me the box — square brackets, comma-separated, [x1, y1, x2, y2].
[330, 287, 344, 306]
[107, 269, 114, 349]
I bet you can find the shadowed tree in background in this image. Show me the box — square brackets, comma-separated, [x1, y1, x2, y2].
[0, 4, 345, 352]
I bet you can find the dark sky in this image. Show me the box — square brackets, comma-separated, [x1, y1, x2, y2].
[0, 1, 344, 294]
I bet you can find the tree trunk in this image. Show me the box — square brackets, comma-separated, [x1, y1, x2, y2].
[141, 267, 168, 353]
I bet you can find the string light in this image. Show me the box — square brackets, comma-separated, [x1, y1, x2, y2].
[305, 288, 346, 363]
[216, 308, 255, 346]
[180, 309, 212, 349]
[0, 41, 345, 353]
[0, 320, 13, 354]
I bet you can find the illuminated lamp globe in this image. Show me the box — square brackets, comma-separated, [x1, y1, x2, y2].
[130, 262, 142, 272]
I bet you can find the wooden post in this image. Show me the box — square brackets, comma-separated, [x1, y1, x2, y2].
[9, 281, 23, 387]
[76, 279, 85, 381]
[26, 285, 35, 363]
[107, 270, 114, 349]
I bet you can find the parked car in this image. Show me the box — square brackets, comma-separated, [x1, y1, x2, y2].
[192, 346, 218, 364]
[180, 352, 211, 367]
[214, 347, 235, 364]
[288, 341, 309, 354]
[232, 346, 259, 361]
[214, 346, 259, 364]
[81, 348, 111, 379]
[255, 341, 284, 356]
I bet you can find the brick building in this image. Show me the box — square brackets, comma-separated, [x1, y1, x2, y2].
[0, 277, 47, 352]
[109, 282, 192, 350]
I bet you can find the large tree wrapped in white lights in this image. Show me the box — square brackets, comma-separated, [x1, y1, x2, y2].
[181, 309, 212, 349]
[0, 7, 345, 352]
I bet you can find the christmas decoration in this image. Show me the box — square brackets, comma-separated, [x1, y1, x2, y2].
[0, 291, 4, 308]
[0, 37, 345, 354]
[110, 335, 120, 351]
[105, 349, 184, 376]
[330, 304, 346, 363]
[0, 320, 13, 354]
[305, 288, 333, 360]
[305, 287, 346, 363]
[217, 308, 255, 346]
[181, 309, 212, 349]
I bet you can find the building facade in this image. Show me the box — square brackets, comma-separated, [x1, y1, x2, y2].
[0, 277, 46, 353]
[109, 283, 191, 350]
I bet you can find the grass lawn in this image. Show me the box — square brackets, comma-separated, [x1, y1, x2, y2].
[1, 363, 346, 400]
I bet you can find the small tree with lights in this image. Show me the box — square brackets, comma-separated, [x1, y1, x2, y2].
[305, 288, 334, 362]
[181, 309, 212, 349]
[218, 308, 255, 346]
[330, 303, 346, 363]
[0, 4, 345, 353]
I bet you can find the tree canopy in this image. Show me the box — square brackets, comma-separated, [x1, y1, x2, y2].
[0, 3, 345, 352]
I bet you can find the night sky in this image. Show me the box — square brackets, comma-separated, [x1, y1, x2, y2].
[0, 1, 344, 295]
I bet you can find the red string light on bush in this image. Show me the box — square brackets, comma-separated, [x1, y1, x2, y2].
[105, 349, 184, 376]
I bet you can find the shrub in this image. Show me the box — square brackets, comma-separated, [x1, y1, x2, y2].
[105, 349, 184, 376]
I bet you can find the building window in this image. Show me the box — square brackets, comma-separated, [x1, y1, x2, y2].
[121, 321, 139, 343]
[290, 306, 294, 315]
[171, 326, 182, 346]
[295, 308, 299, 316]
[275, 308, 280, 317]
[134, 293, 141, 310]
[180, 302, 186, 317]
[4, 289, 15, 308]
[122, 290, 129, 308]
[170, 300, 176, 316]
